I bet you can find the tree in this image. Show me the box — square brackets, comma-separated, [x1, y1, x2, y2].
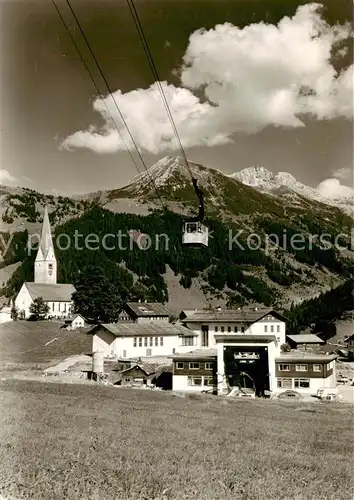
[29, 297, 49, 320]
[281, 343, 291, 353]
[10, 304, 19, 321]
[72, 265, 123, 323]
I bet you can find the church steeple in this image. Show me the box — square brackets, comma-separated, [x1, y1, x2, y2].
[34, 206, 57, 284]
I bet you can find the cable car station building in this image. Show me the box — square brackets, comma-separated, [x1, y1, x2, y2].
[173, 308, 337, 396]
[177, 308, 286, 396]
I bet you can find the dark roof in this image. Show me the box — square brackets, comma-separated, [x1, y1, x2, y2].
[172, 348, 217, 360]
[287, 334, 324, 344]
[124, 302, 170, 317]
[88, 322, 192, 337]
[214, 334, 276, 343]
[25, 282, 75, 302]
[120, 363, 156, 376]
[181, 308, 285, 323]
[276, 352, 337, 362]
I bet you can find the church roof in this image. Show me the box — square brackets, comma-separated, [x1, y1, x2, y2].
[38, 206, 55, 259]
[24, 282, 75, 302]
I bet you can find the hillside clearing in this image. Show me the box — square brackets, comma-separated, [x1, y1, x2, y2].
[0, 321, 91, 371]
[0, 380, 353, 500]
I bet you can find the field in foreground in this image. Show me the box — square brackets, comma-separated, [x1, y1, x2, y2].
[0, 381, 353, 500]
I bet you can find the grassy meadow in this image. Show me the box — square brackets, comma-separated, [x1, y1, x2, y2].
[0, 380, 353, 500]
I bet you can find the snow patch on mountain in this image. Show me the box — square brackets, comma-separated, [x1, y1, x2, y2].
[230, 166, 354, 217]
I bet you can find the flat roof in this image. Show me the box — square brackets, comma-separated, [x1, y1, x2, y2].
[276, 352, 337, 362]
[172, 348, 217, 360]
[214, 334, 276, 343]
[287, 334, 324, 344]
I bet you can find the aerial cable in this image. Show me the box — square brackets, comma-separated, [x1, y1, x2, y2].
[126, 0, 205, 222]
[56, 0, 166, 210]
[51, 0, 143, 180]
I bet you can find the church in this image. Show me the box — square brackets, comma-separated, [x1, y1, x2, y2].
[15, 207, 75, 319]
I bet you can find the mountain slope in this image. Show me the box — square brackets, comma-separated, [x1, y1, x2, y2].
[230, 166, 354, 217]
[1, 156, 353, 310]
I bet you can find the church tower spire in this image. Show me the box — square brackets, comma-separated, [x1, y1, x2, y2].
[34, 206, 57, 284]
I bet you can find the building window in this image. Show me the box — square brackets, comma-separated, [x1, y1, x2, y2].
[133, 337, 137, 347]
[215, 326, 218, 332]
[160, 337, 163, 346]
[150, 337, 153, 347]
[201, 326, 209, 347]
[264, 325, 268, 333]
[279, 364, 290, 371]
[63, 303, 67, 313]
[277, 325, 280, 333]
[172, 348, 176, 354]
[227, 326, 230, 333]
[241, 326, 245, 333]
[234, 326, 238, 333]
[276, 337, 281, 343]
[205, 362, 213, 370]
[294, 378, 310, 388]
[52, 302, 55, 311]
[277, 378, 292, 389]
[187, 376, 202, 386]
[295, 364, 308, 372]
[182, 336, 194, 346]
[203, 376, 214, 386]
[221, 326, 225, 333]
[176, 362, 184, 370]
[144, 337, 148, 347]
[122, 350, 126, 358]
[270, 325, 274, 333]
[139, 338, 142, 347]
[189, 362, 200, 370]
[313, 364, 321, 372]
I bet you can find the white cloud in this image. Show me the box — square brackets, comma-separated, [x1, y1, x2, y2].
[0, 169, 19, 186]
[61, 3, 353, 155]
[317, 178, 354, 199]
[317, 165, 353, 200]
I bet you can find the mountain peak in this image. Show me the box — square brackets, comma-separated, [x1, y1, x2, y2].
[231, 165, 353, 217]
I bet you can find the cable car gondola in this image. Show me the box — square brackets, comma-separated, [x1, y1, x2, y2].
[182, 178, 208, 248]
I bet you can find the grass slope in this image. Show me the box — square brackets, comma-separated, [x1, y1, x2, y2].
[0, 380, 353, 500]
[0, 321, 91, 370]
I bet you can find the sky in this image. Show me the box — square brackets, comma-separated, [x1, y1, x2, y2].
[1, 0, 353, 196]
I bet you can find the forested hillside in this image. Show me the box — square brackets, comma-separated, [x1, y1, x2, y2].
[3, 206, 353, 311]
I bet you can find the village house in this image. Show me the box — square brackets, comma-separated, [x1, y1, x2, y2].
[15, 206, 75, 319]
[88, 322, 195, 358]
[286, 334, 325, 350]
[114, 362, 156, 387]
[344, 333, 354, 349]
[118, 301, 170, 323]
[63, 313, 86, 330]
